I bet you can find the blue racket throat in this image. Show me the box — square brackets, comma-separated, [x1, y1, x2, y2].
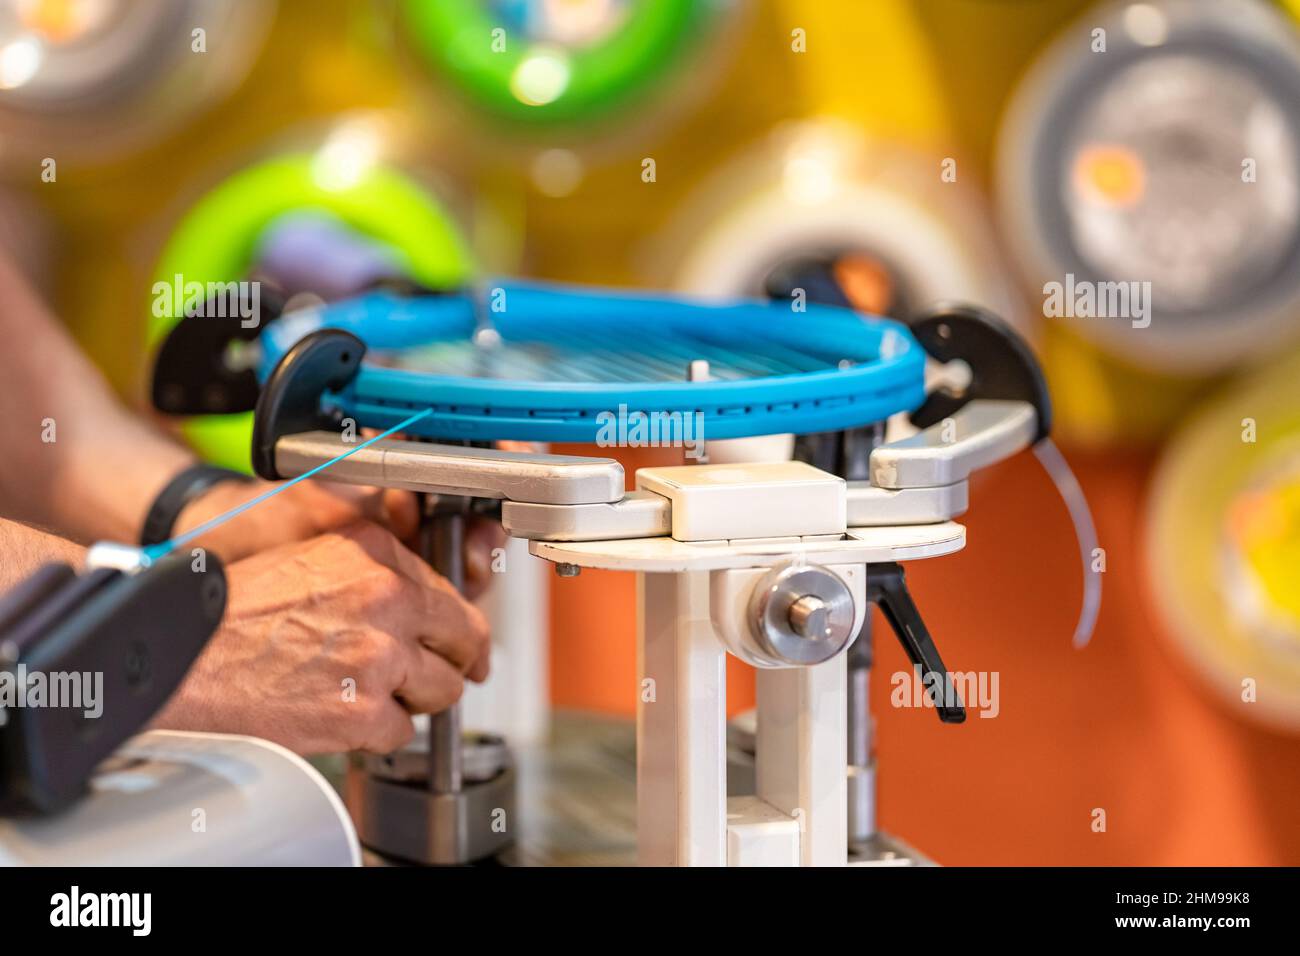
[255, 282, 928, 445]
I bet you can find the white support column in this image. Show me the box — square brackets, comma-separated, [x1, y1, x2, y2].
[465, 536, 549, 745]
[755, 656, 848, 867]
[636, 571, 727, 866]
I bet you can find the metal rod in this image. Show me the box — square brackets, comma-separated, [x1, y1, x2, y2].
[422, 494, 468, 796]
[846, 420, 884, 845]
[846, 642, 875, 843]
[428, 706, 462, 795]
[847, 639, 872, 769]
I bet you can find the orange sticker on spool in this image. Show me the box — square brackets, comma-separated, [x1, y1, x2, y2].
[1072, 143, 1146, 208]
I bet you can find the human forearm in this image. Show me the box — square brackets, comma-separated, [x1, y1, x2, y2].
[0, 518, 84, 592]
[0, 253, 422, 554]
[38, 402, 195, 544]
[0, 253, 195, 543]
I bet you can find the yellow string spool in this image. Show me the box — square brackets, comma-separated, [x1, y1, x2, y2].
[1147, 349, 1300, 731]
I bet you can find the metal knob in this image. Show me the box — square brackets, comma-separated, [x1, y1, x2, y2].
[788, 595, 831, 640]
[748, 564, 856, 666]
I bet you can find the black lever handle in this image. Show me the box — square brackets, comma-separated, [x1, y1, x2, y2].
[865, 562, 966, 724]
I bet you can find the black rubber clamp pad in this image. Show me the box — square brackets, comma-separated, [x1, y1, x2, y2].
[251, 329, 367, 480]
[908, 302, 1052, 444]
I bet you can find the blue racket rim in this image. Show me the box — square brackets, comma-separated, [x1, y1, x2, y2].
[257, 281, 928, 442]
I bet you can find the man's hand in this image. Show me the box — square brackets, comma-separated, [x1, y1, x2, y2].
[152, 522, 491, 755]
[174, 479, 420, 563]
[174, 481, 505, 599]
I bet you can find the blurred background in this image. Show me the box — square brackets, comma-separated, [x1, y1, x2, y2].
[3, 0, 1300, 864]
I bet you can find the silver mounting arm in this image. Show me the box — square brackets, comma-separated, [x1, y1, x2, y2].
[265, 399, 1038, 542]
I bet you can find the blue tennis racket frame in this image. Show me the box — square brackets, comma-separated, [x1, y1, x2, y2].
[256, 281, 928, 443]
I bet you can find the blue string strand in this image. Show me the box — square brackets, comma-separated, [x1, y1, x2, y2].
[143, 407, 434, 562]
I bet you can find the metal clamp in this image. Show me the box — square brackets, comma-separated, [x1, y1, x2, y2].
[869, 399, 1037, 490]
[274, 430, 625, 505]
[0, 553, 226, 813]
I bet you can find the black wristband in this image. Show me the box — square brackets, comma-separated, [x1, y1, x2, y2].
[140, 464, 254, 547]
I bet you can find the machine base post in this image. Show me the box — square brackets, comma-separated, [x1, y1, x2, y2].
[756, 657, 848, 867]
[636, 571, 727, 866]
